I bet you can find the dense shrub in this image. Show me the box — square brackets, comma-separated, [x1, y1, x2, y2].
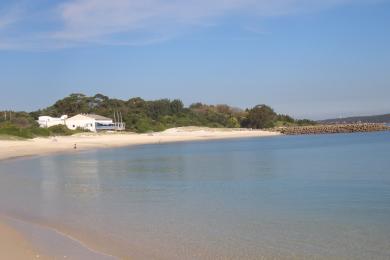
[48, 125, 89, 136]
[30, 127, 51, 137]
[245, 105, 277, 129]
[48, 125, 74, 135]
[0, 125, 33, 138]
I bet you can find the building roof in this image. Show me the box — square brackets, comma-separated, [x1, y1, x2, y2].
[67, 114, 112, 121]
[84, 114, 112, 121]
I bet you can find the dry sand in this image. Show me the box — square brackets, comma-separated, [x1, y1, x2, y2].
[0, 127, 280, 161]
[0, 127, 280, 258]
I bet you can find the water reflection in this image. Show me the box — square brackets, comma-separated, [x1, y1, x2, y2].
[0, 134, 389, 259]
[39, 156, 62, 218]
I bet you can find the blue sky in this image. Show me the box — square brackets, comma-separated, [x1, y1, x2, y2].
[0, 0, 389, 119]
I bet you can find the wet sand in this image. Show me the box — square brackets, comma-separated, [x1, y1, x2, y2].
[0, 220, 49, 259]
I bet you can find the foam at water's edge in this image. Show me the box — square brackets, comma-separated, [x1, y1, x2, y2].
[0, 214, 117, 260]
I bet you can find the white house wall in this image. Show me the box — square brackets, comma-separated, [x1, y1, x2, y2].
[39, 114, 117, 132]
[65, 119, 96, 132]
[46, 120, 65, 127]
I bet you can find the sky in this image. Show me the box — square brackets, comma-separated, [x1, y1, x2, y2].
[0, 0, 389, 119]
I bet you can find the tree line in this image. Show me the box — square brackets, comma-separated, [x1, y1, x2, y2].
[1, 93, 316, 137]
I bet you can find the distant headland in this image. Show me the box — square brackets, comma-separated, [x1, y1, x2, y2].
[319, 114, 390, 124]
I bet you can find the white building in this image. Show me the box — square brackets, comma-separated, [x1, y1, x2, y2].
[65, 114, 125, 132]
[37, 115, 68, 128]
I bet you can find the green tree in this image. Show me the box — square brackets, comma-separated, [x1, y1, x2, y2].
[30, 93, 312, 133]
[147, 99, 171, 119]
[227, 117, 240, 128]
[170, 99, 184, 114]
[246, 105, 277, 129]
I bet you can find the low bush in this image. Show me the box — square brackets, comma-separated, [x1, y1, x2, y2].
[0, 125, 33, 138]
[0, 123, 90, 139]
[48, 125, 74, 136]
[30, 127, 51, 137]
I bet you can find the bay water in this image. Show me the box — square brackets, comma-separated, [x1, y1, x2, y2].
[0, 132, 389, 259]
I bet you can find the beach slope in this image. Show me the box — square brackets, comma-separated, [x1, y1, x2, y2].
[0, 127, 280, 161]
[0, 221, 49, 259]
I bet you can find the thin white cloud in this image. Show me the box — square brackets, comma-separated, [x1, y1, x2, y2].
[0, 0, 386, 50]
[0, 4, 22, 29]
[53, 0, 241, 41]
[0, 14, 14, 29]
[51, 0, 354, 43]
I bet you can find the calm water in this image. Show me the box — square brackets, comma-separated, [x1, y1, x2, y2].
[0, 132, 390, 259]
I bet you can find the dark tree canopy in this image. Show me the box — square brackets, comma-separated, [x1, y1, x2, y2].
[246, 105, 278, 129]
[1, 93, 315, 136]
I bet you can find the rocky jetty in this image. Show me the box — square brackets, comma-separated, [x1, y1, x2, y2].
[275, 123, 390, 135]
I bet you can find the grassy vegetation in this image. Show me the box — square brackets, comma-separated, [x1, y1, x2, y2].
[0, 134, 28, 141]
[47, 125, 85, 136]
[0, 122, 87, 139]
[0, 124, 37, 139]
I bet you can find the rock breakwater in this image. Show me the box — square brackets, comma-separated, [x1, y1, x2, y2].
[274, 124, 390, 135]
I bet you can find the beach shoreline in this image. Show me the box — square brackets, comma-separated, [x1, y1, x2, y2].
[0, 127, 280, 258]
[0, 218, 50, 260]
[1, 214, 116, 260]
[0, 127, 281, 162]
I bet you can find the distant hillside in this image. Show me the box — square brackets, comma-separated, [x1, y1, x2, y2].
[319, 114, 390, 124]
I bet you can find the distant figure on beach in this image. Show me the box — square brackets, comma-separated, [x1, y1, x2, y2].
[73, 143, 77, 149]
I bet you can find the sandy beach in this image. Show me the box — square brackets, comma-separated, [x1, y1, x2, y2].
[0, 127, 280, 161]
[0, 127, 280, 258]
